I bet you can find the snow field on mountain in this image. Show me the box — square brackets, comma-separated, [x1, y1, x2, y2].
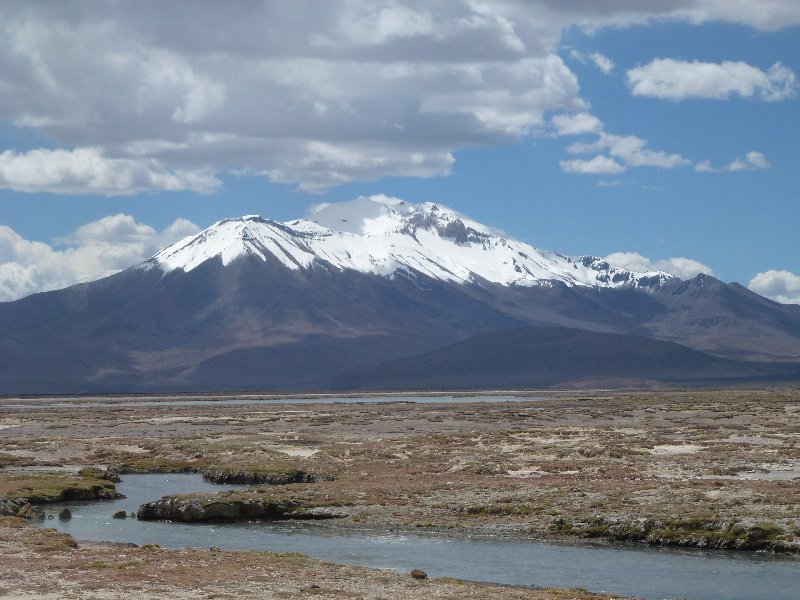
[148, 195, 671, 289]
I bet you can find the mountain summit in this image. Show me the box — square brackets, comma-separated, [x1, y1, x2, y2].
[2, 196, 800, 393]
[146, 195, 671, 290]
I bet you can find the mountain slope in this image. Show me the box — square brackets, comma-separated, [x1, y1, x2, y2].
[1, 195, 800, 393]
[0, 254, 527, 392]
[328, 327, 800, 391]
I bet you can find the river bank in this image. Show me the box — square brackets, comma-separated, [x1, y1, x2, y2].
[1, 517, 623, 600]
[20, 472, 799, 600]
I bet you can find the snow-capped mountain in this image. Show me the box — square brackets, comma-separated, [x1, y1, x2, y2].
[146, 195, 671, 290]
[2, 195, 800, 394]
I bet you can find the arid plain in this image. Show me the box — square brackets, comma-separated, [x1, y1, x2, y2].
[1, 389, 798, 598]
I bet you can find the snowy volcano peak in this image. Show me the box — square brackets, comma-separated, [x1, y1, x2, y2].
[307, 194, 492, 241]
[146, 195, 674, 289]
[307, 194, 416, 235]
[150, 215, 318, 273]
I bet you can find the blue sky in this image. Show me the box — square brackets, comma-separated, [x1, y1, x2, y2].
[0, 1, 798, 302]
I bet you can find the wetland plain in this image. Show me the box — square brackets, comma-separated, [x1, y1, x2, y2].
[1, 389, 798, 598]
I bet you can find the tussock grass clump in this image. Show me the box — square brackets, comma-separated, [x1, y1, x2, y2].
[201, 465, 333, 485]
[551, 515, 793, 551]
[1, 470, 119, 506]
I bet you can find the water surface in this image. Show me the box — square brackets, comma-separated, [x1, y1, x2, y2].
[38, 474, 800, 600]
[1, 394, 549, 409]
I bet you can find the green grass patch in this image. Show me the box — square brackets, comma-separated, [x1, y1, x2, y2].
[0, 515, 30, 528]
[116, 458, 199, 473]
[2, 471, 118, 504]
[551, 515, 789, 551]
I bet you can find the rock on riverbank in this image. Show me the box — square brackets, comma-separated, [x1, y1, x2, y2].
[137, 490, 347, 522]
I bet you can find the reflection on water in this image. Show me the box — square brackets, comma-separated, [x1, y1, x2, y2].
[36, 474, 800, 600]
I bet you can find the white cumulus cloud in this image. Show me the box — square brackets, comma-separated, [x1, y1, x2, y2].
[0, 3, 587, 193]
[695, 151, 770, 172]
[551, 112, 603, 136]
[605, 251, 713, 279]
[626, 59, 798, 101]
[728, 151, 770, 171]
[567, 50, 614, 74]
[566, 133, 691, 169]
[663, 0, 800, 32]
[589, 52, 615, 74]
[560, 155, 625, 174]
[748, 270, 800, 304]
[0, 148, 221, 195]
[0, 215, 199, 301]
[694, 160, 716, 173]
[0, 2, 797, 194]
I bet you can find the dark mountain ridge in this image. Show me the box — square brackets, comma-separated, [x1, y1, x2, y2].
[2, 255, 800, 393]
[328, 327, 800, 392]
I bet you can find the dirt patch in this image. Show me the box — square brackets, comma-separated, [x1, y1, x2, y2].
[269, 445, 320, 457]
[649, 444, 702, 455]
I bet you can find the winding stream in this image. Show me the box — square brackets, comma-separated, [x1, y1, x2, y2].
[35, 474, 800, 600]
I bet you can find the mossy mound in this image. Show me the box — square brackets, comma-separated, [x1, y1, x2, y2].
[137, 489, 347, 522]
[1, 470, 120, 512]
[201, 466, 330, 485]
[551, 516, 795, 551]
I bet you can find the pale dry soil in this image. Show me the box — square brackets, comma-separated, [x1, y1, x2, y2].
[1, 389, 799, 596]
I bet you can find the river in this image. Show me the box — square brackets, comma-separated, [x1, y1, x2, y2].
[36, 473, 800, 600]
[1, 394, 550, 410]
